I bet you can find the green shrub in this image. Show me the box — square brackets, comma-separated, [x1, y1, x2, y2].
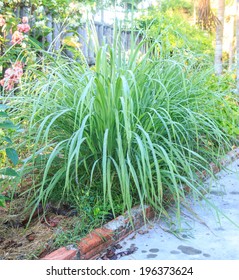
[161, 0, 193, 14]
[205, 73, 239, 139]
[136, 9, 214, 58]
[0, 104, 19, 206]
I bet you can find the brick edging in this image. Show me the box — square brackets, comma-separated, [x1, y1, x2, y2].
[41, 147, 239, 260]
[196, 147, 239, 180]
[41, 205, 154, 260]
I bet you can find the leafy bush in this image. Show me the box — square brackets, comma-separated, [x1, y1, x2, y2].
[0, 104, 19, 207]
[205, 73, 239, 138]
[161, 0, 193, 14]
[136, 9, 214, 58]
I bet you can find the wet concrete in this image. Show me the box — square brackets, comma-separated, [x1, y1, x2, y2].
[117, 158, 239, 260]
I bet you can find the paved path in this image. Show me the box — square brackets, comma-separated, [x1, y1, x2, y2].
[117, 159, 239, 260]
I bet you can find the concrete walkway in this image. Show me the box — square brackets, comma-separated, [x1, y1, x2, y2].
[117, 159, 239, 260]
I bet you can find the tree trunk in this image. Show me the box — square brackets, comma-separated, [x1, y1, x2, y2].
[197, 0, 218, 30]
[237, 0, 239, 93]
[214, 0, 225, 75]
[236, 0, 239, 95]
[228, 15, 235, 72]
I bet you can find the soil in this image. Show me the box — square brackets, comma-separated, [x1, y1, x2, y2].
[0, 168, 118, 260]
[0, 192, 83, 260]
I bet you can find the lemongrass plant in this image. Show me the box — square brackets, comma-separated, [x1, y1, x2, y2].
[8, 23, 233, 223]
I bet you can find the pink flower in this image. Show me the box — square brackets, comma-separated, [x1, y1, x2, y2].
[11, 31, 24, 44]
[22, 17, 28, 24]
[17, 23, 30, 33]
[4, 68, 21, 83]
[13, 61, 24, 69]
[6, 62, 23, 80]
[0, 62, 24, 91]
[0, 78, 15, 91]
[5, 80, 15, 91]
[12, 63, 23, 79]
[0, 15, 6, 27]
[5, 68, 14, 77]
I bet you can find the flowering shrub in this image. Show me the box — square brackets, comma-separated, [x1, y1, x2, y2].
[17, 17, 31, 34]
[10, 17, 30, 45]
[0, 2, 92, 92]
[0, 13, 30, 91]
[11, 30, 24, 45]
[0, 61, 24, 91]
[0, 14, 30, 45]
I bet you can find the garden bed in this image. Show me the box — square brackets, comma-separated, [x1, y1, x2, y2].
[1, 147, 238, 260]
[0, 194, 84, 259]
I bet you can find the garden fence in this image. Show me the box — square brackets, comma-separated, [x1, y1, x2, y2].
[17, 7, 147, 65]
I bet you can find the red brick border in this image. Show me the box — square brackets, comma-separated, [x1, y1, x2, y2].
[41, 205, 154, 260]
[41, 147, 239, 260]
[196, 147, 239, 180]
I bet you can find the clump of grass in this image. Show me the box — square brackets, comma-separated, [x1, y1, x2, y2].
[8, 27, 233, 224]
